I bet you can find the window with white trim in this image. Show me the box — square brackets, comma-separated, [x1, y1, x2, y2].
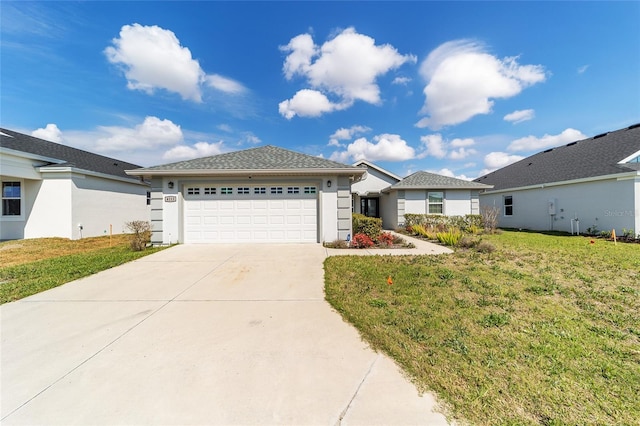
[304, 186, 317, 194]
[237, 187, 250, 194]
[204, 187, 216, 195]
[254, 187, 266, 194]
[187, 187, 200, 195]
[2, 181, 21, 216]
[427, 192, 444, 214]
[270, 187, 283, 194]
[287, 186, 300, 194]
[504, 196, 513, 216]
[221, 187, 233, 195]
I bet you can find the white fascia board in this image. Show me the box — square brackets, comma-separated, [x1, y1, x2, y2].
[481, 171, 640, 195]
[619, 149, 640, 164]
[39, 166, 148, 186]
[0, 146, 65, 165]
[125, 168, 367, 179]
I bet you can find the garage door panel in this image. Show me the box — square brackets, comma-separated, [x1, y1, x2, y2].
[184, 185, 317, 243]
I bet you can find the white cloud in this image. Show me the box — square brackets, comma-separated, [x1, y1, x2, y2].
[280, 27, 416, 119]
[432, 168, 472, 181]
[416, 39, 546, 129]
[420, 134, 447, 159]
[105, 24, 204, 101]
[449, 147, 477, 160]
[217, 124, 232, 133]
[162, 141, 225, 161]
[392, 76, 411, 85]
[450, 137, 475, 148]
[278, 89, 342, 119]
[205, 74, 246, 94]
[577, 65, 589, 74]
[419, 134, 477, 160]
[504, 109, 535, 124]
[481, 151, 524, 175]
[330, 133, 415, 162]
[243, 132, 261, 144]
[507, 128, 586, 152]
[328, 125, 371, 146]
[32, 123, 63, 142]
[105, 23, 246, 102]
[94, 116, 183, 152]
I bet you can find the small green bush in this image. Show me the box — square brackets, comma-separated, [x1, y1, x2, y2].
[352, 213, 382, 240]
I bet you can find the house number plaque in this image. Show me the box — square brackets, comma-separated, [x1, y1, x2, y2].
[164, 196, 177, 202]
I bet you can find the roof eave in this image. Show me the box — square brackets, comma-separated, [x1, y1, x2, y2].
[40, 166, 148, 186]
[125, 167, 367, 178]
[480, 170, 639, 194]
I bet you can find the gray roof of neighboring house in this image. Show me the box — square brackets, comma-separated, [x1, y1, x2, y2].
[0, 128, 143, 181]
[474, 123, 640, 191]
[386, 171, 492, 190]
[128, 145, 364, 175]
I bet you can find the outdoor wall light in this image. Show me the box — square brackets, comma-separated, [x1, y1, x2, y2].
[327, 180, 332, 188]
[168, 181, 174, 189]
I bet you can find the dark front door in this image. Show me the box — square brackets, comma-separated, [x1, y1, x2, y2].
[360, 197, 380, 218]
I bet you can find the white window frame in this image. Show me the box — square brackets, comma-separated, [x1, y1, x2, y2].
[254, 187, 266, 194]
[427, 191, 444, 215]
[204, 187, 216, 195]
[304, 186, 317, 194]
[270, 187, 283, 194]
[187, 187, 200, 195]
[221, 187, 233, 195]
[287, 186, 300, 194]
[1, 180, 24, 220]
[237, 187, 250, 195]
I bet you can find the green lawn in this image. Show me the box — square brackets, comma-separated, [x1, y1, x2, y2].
[325, 231, 640, 425]
[0, 236, 166, 304]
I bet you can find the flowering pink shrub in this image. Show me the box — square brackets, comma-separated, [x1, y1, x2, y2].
[377, 232, 395, 247]
[352, 233, 375, 248]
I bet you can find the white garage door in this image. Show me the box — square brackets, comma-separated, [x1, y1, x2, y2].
[183, 184, 318, 243]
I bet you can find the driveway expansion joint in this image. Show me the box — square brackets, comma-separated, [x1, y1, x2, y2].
[335, 353, 380, 425]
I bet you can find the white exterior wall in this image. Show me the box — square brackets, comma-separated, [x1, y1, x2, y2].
[445, 190, 475, 216]
[479, 176, 639, 235]
[156, 175, 342, 244]
[24, 176, 73, 239]
[70, 174, 149, 239]
[404, 190, 427, 214]
[380, 192, 397, 230]
[351, 168, 398, 195]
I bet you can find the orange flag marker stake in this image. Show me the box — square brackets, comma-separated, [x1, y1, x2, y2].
[387, 276, 393, 285]
[612, 229, 617, 245]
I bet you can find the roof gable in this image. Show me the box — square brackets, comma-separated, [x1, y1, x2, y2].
[474, 123, 640, 191]
[129, 145, 363, 174]
[389, 171, 492, 190]
[352, 160, 402, 181]
[0, 128, 143, 181]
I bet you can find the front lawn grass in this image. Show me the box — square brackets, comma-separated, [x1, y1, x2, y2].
[325, 231, 640, 425]
[0, 235, 166, 304]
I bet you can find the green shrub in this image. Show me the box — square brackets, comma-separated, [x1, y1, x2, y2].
[352, 213, 382, 240]
[436, 228, 463, 246]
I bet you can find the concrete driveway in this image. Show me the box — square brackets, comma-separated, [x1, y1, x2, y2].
[1, 244, 449, 425]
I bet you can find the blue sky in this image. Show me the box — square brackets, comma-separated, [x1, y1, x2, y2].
[2, 1, 639, 178]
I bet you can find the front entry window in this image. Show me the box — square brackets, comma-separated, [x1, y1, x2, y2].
[2, 181, 21, 216]
[360, 197, 379, 218]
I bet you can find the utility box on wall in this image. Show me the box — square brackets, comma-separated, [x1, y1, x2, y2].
[548, 199, 557, 216]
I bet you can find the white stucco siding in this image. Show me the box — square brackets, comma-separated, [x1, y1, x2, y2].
[404, 190, 427, 214]
[479, 177, 639, 235]
[24, 177, 73, 239]
[351, 168, 398, 195]
[445, 190, 474, 216]
[380, 192, 397, 230]
[70, 174, 148, 239]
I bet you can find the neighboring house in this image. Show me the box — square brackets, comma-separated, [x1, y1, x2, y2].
[474, 123, 640, 236]
[0, 128, 149, 241]
[125, 145, 366, 244]
[352, 161, 492, 230]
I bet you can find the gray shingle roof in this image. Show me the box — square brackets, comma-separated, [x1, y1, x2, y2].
[0, 128, 143, 180]
[388, 171, 492, 190]
[130, 145, 362, 173]
[474, 124, 640, 191]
